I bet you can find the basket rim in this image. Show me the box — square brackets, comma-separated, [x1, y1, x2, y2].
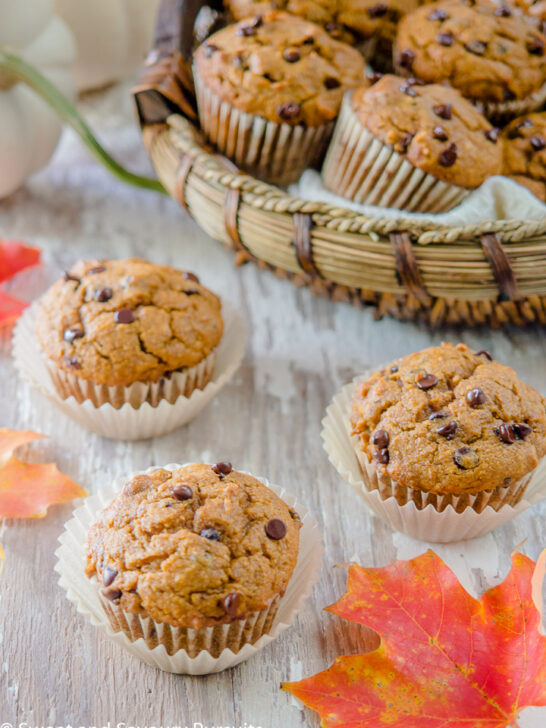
[164, 113, 546, 243]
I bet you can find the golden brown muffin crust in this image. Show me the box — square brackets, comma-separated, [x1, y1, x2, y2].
[351, 343, 546, 495]
[36, 258, 223, 387]
[502, 112, 546, 201]
[351, 75, 503, 187]
[86, 464, 301, 628]
[394, 0, 546, 103]
[193, 11, 365, 126]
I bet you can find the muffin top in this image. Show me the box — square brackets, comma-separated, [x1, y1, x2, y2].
[394, 0, 546, 103]
[509, 0, 546, 32]
[193, 11, 365, 126]
[502, 112, 546, 201]
[350, 75, 502, 187]
[36, 258, 223, 387]
[225, 0, 426, 45]
[86, 463, 301, 628]
[351, 343, 546, 495]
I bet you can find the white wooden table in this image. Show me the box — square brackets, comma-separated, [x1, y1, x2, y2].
[1, 83, 545, 727]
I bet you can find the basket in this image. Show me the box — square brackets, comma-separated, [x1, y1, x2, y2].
[133, 0, 546, 328]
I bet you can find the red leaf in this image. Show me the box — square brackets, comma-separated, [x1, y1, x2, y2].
[0, 239, 41, 282]
[0, 428, 87, 518]
[283, 550, 546, 728]
[0, 290, 29, 328]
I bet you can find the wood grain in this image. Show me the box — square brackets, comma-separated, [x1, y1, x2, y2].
[0, 83, 544, 727]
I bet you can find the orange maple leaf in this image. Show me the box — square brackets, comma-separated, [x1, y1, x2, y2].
[283, 550, 546, 728]
[0, 428, 87, 518]
[0, 239, 41, 328]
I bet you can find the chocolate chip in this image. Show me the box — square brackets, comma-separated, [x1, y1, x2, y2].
[437, 421, 457, 439]
[324, 76, 341, 89]
[204, 43, 219, 58]
[88, 265, 106, 274]
[398, 49, 415, 70]
[391, 365, 399, 373]
[249, 15, 263, 28]
[184, 289, 200, 296]
[201, 528, 221, 541]
[530, 135, 546, 151]
[436, 32, 454, 46]
[63, 356, 81, 370]
[496, 423, 516, 444]
[429, 8, 449, 20]
[212, 461, 232, 476]
[400, 81, 418, 97]
[416, 373, 439, 390]
[373, 448, 389, 465]
[182, 271, 200, 284]
[367, 3, 388, 18]
[265, 518, 287, 540]
[433, 104, 452, 120]
[476, 349, 493, 360]
[503, 87, 516, 101]
[103, 566, 118, 587]
[439, 143, 458, 167]
[325, 22, 342, 33]
[233, 55, 244, 68]
[513, 423, 532, 440]
[454, 447, 479, 469]
[283, 48, 301, 63]
[63, 272, 80, 283]
[466, 40, 487, 56]
[95, 287, 113, 302]
[371, 429, 389, 448]
[302, 35, 314, 44]
[433, 126, 448, 141]
[64, 326, 84, 343]
[237, 24, 256, 37]
[494, 5, 511, 16]
[367, 72, 383, 85]
[398, 132, 414, 152]
[103, 589, 122, 602]
[114, 308, 134, 324]
[277, 102, 301, 121]
[223, 592, 240, 616]
[527, 36, 544, 55]
[466, 388, 486, 407]
[429, 411, 447, 420]
[485, 128, 500, 143]
[173, 485, 193, 501]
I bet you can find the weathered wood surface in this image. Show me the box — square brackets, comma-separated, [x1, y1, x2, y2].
[0, 83, 544, 727]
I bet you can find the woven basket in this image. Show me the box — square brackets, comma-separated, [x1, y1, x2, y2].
[134, 0, 546, 328]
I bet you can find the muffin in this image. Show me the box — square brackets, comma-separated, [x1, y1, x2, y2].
[225, 0, 427, 63]
[394, 0, 546, 121]
[502, 112, 546, 202]
[35, 258, 223, 408]
[507, 0, 546, 32]
[322, 75, 502, 212]
[350, 343, 546, 513]
[85, 463, 302, 656]
[192, 11, 365, 185]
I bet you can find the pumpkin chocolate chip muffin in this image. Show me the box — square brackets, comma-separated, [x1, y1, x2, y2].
[35, 258, 223, 408]
[193, 11, 365, 185]
[86, 463, 302, 656]
[351, 343, 546, 513]
[322, 74, 502, 212]
[394, 0, 546, 121]
[502, 112, 546, 202]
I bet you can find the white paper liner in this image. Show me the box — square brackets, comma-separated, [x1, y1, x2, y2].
[322, 93, 469, 213]
[12, 300, 245, 441]
[54, 464, 323, 674]
[474, 80, 546, 123]
[193, 65, 335, 186]
[321, 374, 546, 543]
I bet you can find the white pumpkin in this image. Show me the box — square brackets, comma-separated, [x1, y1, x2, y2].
[54, 0, 160, 91]
[0, 0, 75, 199]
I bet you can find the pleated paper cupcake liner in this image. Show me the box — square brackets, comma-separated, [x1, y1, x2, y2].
[54, 464, 323, 674]
[193, 66, 335, 186]
[321, 375, 546, 543]
[322, 93, 469, 213]
[12, 300, 245, 441]
[474, 81, 546, 124]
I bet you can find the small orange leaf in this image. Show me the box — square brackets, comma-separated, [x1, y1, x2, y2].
[0, 428, 87, 519]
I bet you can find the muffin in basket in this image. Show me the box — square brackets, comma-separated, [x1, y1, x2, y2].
[85, 463, 302, 657]
[350, 343, 546, 513]
[192, 11, 365, 185]
[502, 112, 546, 201]
[394, 0, 546, 121]
[35, 258, 223, 408]
[322, 74, 502, 213]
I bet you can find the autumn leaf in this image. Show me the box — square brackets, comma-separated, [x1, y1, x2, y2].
[0, 239, 41, 328]
[0, 428, 87, 518]
[283, 550, 546, 728]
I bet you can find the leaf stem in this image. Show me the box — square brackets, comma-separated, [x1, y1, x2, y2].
[0, 47, 167, 195]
